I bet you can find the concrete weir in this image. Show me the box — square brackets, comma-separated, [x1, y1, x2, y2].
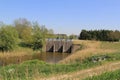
[46, 39, 80, 53]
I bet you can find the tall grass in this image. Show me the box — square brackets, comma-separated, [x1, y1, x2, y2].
[60, 40, 120, 63]
[0, 40, 120, 79]
[0, 47, 33, 57]
[0, 59, 101, 80]
[0, 47, 40, 66]
[84, 69, 120, 80]
[1, 51, 120, 80]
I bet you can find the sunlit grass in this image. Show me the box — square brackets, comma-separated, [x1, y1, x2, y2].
[0, 47, 38, 66]
[84, 69, 120, 80]
[0, 51, 120, 80]
[0, 40, 120, 80]
[0, 59, 100, 80]
[60, 40, 120, 63]
[0, 47, 33, 57]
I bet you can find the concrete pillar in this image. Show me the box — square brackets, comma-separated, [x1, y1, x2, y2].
[53, 43, 55, 53]
[62, 42, 65, 53]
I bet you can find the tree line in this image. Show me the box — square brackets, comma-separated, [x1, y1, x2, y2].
[0, 18, 54, 52]
[79, 30, 120, 41]
[0, 18, 78, 52]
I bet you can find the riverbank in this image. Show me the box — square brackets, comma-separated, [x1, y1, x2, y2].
[0, 51, 120, 80]
[60, 40, 120, 63]
[0, 40, 120, 80]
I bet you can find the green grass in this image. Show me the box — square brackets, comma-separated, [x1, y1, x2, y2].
[84, 69, 120, 80]
[0, 59, 101, 80]
[0, 52, 120, 80]
[1, 41, 120, 80]
[85, 52, 120, 62]
[100, 41, 120, 50]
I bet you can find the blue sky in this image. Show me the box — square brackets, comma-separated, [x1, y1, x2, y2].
[0, 0, 120, 35]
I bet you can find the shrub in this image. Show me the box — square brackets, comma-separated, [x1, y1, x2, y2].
[0, 25, 19, 52]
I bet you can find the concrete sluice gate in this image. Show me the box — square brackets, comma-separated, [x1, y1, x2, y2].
[46, 39, 80, 53]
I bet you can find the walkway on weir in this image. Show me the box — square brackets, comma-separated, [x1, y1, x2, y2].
[46, 39, 73, 53]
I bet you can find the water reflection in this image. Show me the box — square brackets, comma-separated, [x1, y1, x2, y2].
[0, 53, 69, 66]
[40, 53, 69, 63]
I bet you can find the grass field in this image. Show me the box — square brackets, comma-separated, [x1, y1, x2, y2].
[59, 40, 120, 63]
[0, 40, 120, 80]
[0, 59, 101, 80]
[84, 69, 120, 80]
[0, 51, 120, 80]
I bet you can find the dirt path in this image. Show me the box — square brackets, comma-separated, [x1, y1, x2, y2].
[37, 61, 120, 80]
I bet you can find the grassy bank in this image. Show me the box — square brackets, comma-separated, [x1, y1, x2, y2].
[0, 40, 120, 80]
[60, 40, 120, 63]
[0, 51, 120, 80]
[0, 47, 40, 66]
[84, 69, 120, 80]
[0, 59, 101, 80]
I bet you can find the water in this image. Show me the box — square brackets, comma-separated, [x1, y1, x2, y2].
[39, 53, 69, 63]
[0, 53, 69, 66]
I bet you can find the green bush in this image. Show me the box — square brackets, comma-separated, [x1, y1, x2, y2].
[0, 25, 19, 52]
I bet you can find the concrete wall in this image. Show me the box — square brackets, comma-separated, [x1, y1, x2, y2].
[46, 40, 80, 53]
